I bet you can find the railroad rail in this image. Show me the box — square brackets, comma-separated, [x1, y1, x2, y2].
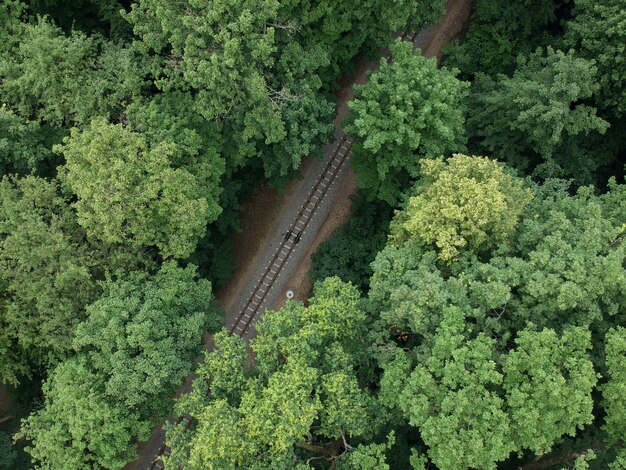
[145, 29, 424, 470]
[228, 133, 353, 338]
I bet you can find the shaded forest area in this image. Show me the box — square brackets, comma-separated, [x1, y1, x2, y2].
[1, 0, 625, 469]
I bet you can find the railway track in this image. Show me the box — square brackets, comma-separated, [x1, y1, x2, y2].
[228, 133, 353, 338]
[145, 29, 424, 470]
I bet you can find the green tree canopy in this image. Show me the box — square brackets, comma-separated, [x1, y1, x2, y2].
[400, 154, 532, 261]
[73, 261, 221, 419]
[565, 0, 626, 117]
[18, 262, 219, 468]
[16, 358, 150, 470]
[380, 310, 597, 470]
[0, 176, 98, 381]
[168, 278, 381, 469]
[443, 0, 560, 78]
[310, 196, 392, 292]
[126, 0, 335, 181]
[603, 327, 626, 446]
[369, 166, 626, 468]
[466, 48, 610, 183]
[0, 107, 53, 176]
[346, 40, 469, 204]
[0, 18, 147, 127]
[58, 119, 214, 259]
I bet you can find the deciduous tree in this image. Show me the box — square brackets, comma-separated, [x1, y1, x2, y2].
[346, 40, 469, 204]
[467, 48, 610, 183]
[401, 154, 532, 261]
[168, 278, 380, 469]
[565, 0, 626, 117]
[58, 120, 213, 259]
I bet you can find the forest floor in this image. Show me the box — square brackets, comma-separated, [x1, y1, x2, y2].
[126, 0, 473, 467]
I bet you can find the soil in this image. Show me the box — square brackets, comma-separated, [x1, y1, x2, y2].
[423, 0, 474, 62]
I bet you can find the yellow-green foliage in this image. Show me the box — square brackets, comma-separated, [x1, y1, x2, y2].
[403, 154, 532, 261]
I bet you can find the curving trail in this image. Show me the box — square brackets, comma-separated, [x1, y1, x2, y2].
[126, 1, 473, 468]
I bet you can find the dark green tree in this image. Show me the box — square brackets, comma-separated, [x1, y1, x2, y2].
[443, 0, 561, 78]
[565, 0, 626, 117]
[466, 48, 610, 183]
[0, 107, 53, 176]
[0, 18, 147, 126]
[346, 40, 469, 204]
[310, 195, 392, 292]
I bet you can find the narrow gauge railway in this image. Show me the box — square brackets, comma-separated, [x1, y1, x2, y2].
[229, 133, 353, 338]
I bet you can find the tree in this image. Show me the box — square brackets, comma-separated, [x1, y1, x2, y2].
[603, 327, 626, 446]
[401, 155, 532, 262]
[0, 107, 53, 176]
[565, 0, 626, 117]
[16, 358, 150, 470]
[0, 0, 24, 58]
[126, 0, 445, 183]
[443, 0, 560, 78]
[168, 278, 381, 469]
[0, 431, 17, 469]
[0, 18, 147, 127]
[0, 176, 98, 379]
[466, 48, 610, 183]
[73, 261, 221, 419]
[379, 310, 597, 470]
[369, 166, 626, 467]
[27, 0, 132, 39]
[370, 178, 626, 342]
[58, 120, 214, 259]
[126, 0, 335, 181]
[502, 327, 598, 455]
[346, 39, 469, 204]
[310, 195, 392, 292]
[18, 262, 218, 468]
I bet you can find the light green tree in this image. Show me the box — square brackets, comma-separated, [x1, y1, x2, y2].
[603, 327, 626, 446]
[58, 120, 213, 259]
[402, 154, 532, 261]
[16, 358, 150, 470]
[380, 311, 597, 470]
[503, 327, 598, 455]
[346, 39, 469, 204]
[0, 176, 98, 379]
[168, 278, 380, 469]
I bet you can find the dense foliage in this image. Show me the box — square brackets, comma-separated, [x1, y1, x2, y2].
[16, 263, 220, 469]
[2, 0, 625, 468]
[346, 39, 468, 204]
